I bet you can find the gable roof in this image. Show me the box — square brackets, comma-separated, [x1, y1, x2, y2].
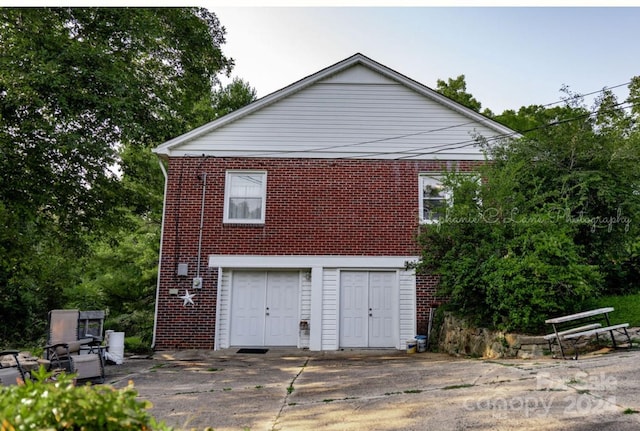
[153, 53, 518, 160]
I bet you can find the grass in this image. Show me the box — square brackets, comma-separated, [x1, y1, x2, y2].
[149, 363, 166, 372]
[442, 383, 474, 390]
[585, 292, 640, 326]
[323, 397, 358, 403]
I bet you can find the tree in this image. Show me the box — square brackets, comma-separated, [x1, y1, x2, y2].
[436, 75, 484, 113]
[213, 77, 257, 118]
[415, 79, 640, 333]
[0, 8, 232, 230]
[0, 7, 235, 345]
[83, 77, 256, 345]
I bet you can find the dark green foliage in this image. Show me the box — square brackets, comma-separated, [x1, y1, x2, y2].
[70, 212, 159, 344]
[583, 291, 640, 327]
[0, 367, 171, 430]
[416, 169, 603, 332]
[0, 8, 232, 230]
[125, 335, 154, 355]
[0, 8, 256, 347]
[417, 81, 640, 333]
[213, 77, 258, 118]
[436, 75, 483, 113]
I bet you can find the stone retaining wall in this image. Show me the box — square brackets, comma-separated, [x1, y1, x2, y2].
[434, 312, 549, 359]
[433, 312, 639, 359]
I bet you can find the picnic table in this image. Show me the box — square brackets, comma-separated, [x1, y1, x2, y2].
[545, 307, 631, 359]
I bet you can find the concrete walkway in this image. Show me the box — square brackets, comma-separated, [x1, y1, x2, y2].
[106, 347, 640, 431]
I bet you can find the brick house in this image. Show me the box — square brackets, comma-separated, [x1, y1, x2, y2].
[151, 53, 515, 351]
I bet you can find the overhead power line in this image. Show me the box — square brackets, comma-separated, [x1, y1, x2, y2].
[376, 100, 639, 161]
[340, 100, 638, 161]
[541, 81, 632, 109]
[228, 79, 637, 160]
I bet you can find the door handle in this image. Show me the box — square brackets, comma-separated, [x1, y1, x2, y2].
[266, 307, 270, 316]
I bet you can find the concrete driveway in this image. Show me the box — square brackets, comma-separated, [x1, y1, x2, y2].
[106, 348, 640, 431]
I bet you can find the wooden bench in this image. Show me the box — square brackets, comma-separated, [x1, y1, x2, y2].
[545, 308, 632, 359]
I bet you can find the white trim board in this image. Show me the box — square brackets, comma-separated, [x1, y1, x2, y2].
[208, 255, 419, 269]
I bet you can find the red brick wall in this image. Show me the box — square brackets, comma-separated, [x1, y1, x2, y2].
[415, 273, 451, 336]
[154, 157, 479, 349]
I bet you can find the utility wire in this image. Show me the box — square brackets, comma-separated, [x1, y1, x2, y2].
[345, 100, 638, 160]
[225, 80, 636, 159]
[539, 81, 631, 108]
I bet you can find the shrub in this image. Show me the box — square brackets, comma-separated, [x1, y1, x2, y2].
[415, 168, 603, 333]
[125, 335, 154, 355]
[0, 367, 171, 430]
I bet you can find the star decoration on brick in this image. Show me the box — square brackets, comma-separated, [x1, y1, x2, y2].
[179, 290, 196, 306]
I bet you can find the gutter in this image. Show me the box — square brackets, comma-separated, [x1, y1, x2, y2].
[151, 158, 169, 349]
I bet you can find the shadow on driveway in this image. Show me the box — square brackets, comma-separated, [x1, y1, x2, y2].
[106, 348, 640, 431]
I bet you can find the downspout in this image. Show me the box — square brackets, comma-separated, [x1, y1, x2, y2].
[151, 158, 169, 349]
[196, 173, 207, 279]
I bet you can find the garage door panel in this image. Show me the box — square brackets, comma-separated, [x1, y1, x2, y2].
[230, 272, 266, 346]
[340, 271, 396, 348]
[231, 271, 299, 347]
[339, 272, 369, 347]
[265, 272, 299, 346]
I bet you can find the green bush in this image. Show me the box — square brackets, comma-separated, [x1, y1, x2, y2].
[415, 168, 604, 333]
[0, 367, 171, 431]
[125, 335, 154, 355]
[414, 94, 640, 333]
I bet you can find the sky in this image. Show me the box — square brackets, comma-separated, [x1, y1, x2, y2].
[211, 6, 640, 114]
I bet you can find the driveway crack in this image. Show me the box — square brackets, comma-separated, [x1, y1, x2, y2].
[271, 357, 309, 431]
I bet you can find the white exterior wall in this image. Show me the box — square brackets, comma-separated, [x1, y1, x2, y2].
[399, 269, 417, 345]
[156, 58, 516, 161]
[321, 268, 339, 351]
[176, 80, 497, 159]
[216, 269, 232, 350]
[211, 255, 417, 351]
[299, 272, 312, 349]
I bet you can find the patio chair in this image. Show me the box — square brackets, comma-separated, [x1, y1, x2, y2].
[0, 350, 27, 386]
[78, 310, 106, 344]
[44, 309, 105, 383]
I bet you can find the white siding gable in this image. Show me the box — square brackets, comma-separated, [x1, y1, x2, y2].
[154, 54, 517, 161]
[321, 64, 397, 85]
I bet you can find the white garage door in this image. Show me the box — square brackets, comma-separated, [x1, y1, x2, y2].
[230, 271, 299, 346]
[340, 271, 396, 348]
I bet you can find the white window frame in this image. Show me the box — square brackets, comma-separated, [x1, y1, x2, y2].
[223, 170, 267, 224]
[418, 174, 450, 224]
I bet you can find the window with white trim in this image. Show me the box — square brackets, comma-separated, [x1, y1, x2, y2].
[419, 175, 450, 223]
[224, 171, 267, 224]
